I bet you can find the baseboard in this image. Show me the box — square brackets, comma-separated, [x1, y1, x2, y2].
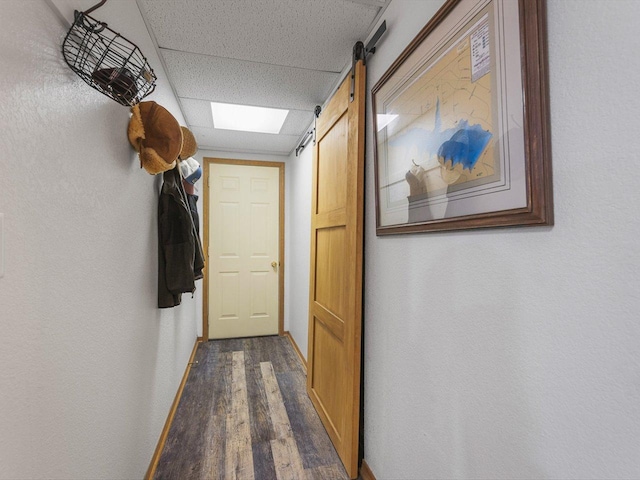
[145, 338, 201, 480]
[283, 331, 307, 374]
[360, 459, 377, 480]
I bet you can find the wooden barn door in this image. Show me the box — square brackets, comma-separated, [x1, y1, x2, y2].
[307, 59, 366, 479]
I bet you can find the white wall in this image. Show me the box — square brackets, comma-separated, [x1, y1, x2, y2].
[287, 0, 640, 478]
[285, 145, 313, 357]
[0, 1, 200, 478]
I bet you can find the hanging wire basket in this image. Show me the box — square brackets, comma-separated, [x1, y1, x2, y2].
[62, 9, 157, 106]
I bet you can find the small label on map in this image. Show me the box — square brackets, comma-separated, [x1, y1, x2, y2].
[471, 20, 490, 82]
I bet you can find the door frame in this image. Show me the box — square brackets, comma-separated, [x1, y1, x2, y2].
[202, 158, 285, 340]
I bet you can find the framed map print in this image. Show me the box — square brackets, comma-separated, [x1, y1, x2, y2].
[372, 0, 553, 235]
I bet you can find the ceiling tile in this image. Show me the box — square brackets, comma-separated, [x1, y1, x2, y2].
[163, 49, 339, 111]
[138, 0, 383, 72]
[180, 98, 214, 128]
[280, 109, 314, 136]
[346, 0, 387, 6]
[192, 126, 300, 156]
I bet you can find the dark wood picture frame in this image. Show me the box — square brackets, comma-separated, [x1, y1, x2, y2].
[372, 0, 553, 235]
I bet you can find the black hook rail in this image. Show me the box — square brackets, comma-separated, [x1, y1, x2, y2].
[84, 0, 108, 16]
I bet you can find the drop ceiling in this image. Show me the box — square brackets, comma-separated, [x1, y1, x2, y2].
[136, 0, 390, 156]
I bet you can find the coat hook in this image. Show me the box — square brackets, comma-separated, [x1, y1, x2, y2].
[84, 0, 108, 16]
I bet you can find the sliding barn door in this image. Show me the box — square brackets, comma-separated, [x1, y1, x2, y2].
[307, 60, 366, 479]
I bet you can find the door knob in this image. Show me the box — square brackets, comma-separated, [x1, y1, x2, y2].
[271, 261, 278, 269]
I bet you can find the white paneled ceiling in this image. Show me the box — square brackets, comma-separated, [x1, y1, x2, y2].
[136, 0, 389, 155]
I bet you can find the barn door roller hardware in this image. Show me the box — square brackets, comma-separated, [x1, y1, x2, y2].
[295, 105, 322, 157]
[349, 41, 365, 103]
[350, 20, 387, 102]
[62, 0, 157, 106]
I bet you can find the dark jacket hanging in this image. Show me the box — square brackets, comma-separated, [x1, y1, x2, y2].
[158, 167, 204, 308]
[185, 191, 200, 237]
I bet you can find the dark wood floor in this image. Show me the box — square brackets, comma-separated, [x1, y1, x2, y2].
[154, 335, 350, 480]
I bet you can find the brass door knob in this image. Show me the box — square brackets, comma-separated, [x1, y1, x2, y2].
[271, 261, 278, 268]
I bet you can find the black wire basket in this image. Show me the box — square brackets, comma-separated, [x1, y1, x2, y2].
[62, 10, 157, 106]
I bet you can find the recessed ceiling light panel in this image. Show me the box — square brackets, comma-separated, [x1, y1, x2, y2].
[210, 102, 289, 134]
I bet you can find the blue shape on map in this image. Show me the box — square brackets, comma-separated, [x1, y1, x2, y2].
[389, 99, 452, 156]
[437, 122, 492, 170]
[388, 98, 492, 171]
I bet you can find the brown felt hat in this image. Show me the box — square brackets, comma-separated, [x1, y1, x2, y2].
[179, 126, 198, 160]
[128, 101, 183, 175]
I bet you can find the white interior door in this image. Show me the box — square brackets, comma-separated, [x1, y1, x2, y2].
[207, 161, 281, 340]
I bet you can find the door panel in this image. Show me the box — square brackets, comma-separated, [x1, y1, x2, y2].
[307, 60, 366, 479]
[315, 227, 347, 319]
[317, 114, 348, 215]
[311, 318, 346, 436]
[219, 272, 240, 321]
[207, 161, 282, 340]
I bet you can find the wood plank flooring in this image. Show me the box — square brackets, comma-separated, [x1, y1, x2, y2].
[154, 336, 350, 480]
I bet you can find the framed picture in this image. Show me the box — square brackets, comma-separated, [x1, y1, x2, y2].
[372, 0, 553, 235]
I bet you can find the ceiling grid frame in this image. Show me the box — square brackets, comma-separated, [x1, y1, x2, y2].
[136, 0, 391, 155]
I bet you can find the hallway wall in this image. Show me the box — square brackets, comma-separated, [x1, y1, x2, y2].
[286, 0, 640, 478]
[0, 1, 199, 478]
[285, 145, 313, 357]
